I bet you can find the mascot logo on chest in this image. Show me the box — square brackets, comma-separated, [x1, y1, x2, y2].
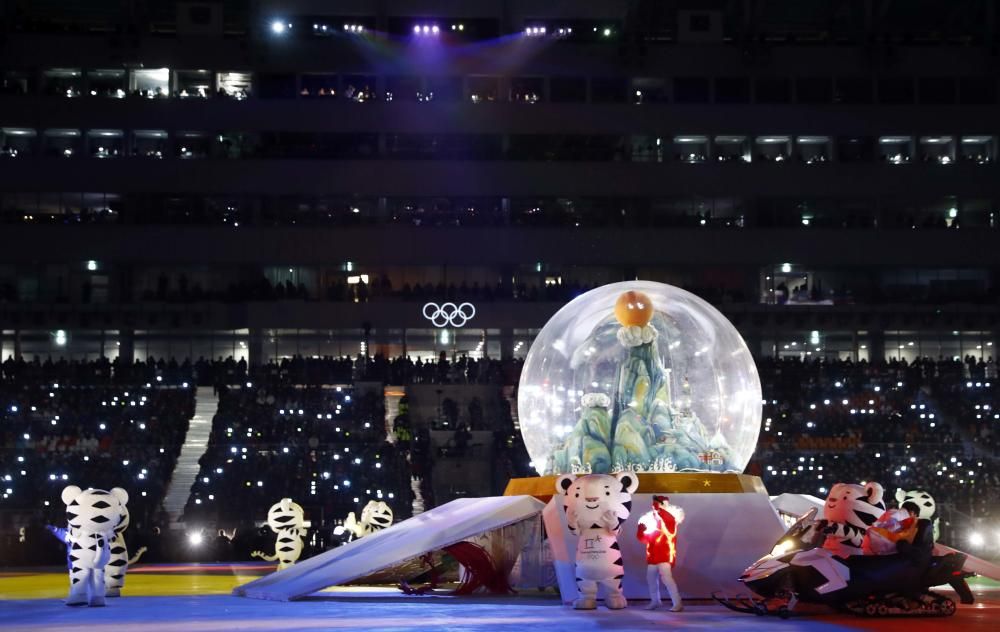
[820, 481, 886, 558]
[556, 472, 639, 610]
[62, 485, 129, 607]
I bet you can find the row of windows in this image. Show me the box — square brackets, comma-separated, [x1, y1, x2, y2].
[1, 328, 997, 366]
[0, 192, 996, 230]
[1, 129, 996, 165]
[3, 69, 999, 105]
[1, 261, 997, 315]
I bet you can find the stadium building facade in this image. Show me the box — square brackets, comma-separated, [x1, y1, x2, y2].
[0, 0, 998, 365]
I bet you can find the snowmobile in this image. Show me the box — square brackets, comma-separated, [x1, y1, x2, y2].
[714, 508, 974, 618]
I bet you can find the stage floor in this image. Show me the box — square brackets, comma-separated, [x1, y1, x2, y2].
[1, 564, 999, 631]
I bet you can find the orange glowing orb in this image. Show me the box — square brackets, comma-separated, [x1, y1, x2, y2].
[614, 290, 654, 327]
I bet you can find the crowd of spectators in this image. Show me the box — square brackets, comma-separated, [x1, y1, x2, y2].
[358, 354, 523, 386]
[756, 356, 962, 450]
[132, 275, 602, 305]
[3, 352, 1000, 563]
[9, 270, 998, 310]
[1, 353, 525, 391]
[182, 383, 418, 535]
[750, 355, 999, 541]
[0, 381, 192, 529]
[2, 355, 199, 386]
[191, 354, 523, 388]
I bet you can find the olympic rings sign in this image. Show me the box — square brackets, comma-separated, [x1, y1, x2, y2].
[422, 302, 476, 328]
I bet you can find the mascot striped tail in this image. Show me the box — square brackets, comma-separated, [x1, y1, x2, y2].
[105, 506, 146, 597]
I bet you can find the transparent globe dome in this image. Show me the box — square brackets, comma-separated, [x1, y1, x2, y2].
[518, 281, 761, 476]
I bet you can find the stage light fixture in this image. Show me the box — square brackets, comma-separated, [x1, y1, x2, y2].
[188, 532, 204, 546]
[271, 20, 290, 35]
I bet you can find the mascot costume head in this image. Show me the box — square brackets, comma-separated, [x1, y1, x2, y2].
[821, 481, 885, 557]
[61, 485, 129, 606]
[895, 488, 939, 541]
[556, 471, 639, 610]
[334, 500, 394, 541]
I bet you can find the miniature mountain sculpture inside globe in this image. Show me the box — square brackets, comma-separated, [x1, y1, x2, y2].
[517, 281, 762, 476]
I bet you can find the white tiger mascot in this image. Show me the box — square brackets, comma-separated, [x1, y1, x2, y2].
[251, 498, 311, 569]
[895, 488, 940, 541]
[818, 481, 885, 557]
[334, 500, 393, 541]
[556, 471, 639, 610]
[105, 506, 147, 597]
[61, 485, 129, 606]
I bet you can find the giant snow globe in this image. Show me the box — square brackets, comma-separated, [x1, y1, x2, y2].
[518, 281, 761, 476]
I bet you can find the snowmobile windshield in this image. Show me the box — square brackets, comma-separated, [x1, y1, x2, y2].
[771, 508, 820, 557]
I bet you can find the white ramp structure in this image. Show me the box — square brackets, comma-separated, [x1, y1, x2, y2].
[770, 492, 825, 523]
[235, 495, 546, 601]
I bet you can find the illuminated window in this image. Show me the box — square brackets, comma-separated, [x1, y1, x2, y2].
[0, 128, 36, 157]
[87, 69, 126, 98]
[714, 136, 749, 163]
[796, 136, 831, 165]
[42, 129, 81, 158]
[672, 136, 708, 163]
[176, 70, 212, 98]
[217, 72, 252, 99]
[130, 68, 170, 98]
[86, 129, 123, 158]
[960, 136, 993, 164]
[300, 74, 337, 98]
[878, 136, 912, 164]
[175, 132, 210, 159]
[42, 68, 82, 97]
[919, 136, 955, 165]
[133, 130, 167, 158]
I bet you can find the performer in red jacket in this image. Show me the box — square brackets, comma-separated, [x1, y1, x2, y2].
[636, 495, 684, 612]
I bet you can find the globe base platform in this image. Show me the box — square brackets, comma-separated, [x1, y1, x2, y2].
[526, 473, 785, 602]
[504, 472, 768, 501]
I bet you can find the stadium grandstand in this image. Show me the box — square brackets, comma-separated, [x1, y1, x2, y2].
[0, 0, 999, 572]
